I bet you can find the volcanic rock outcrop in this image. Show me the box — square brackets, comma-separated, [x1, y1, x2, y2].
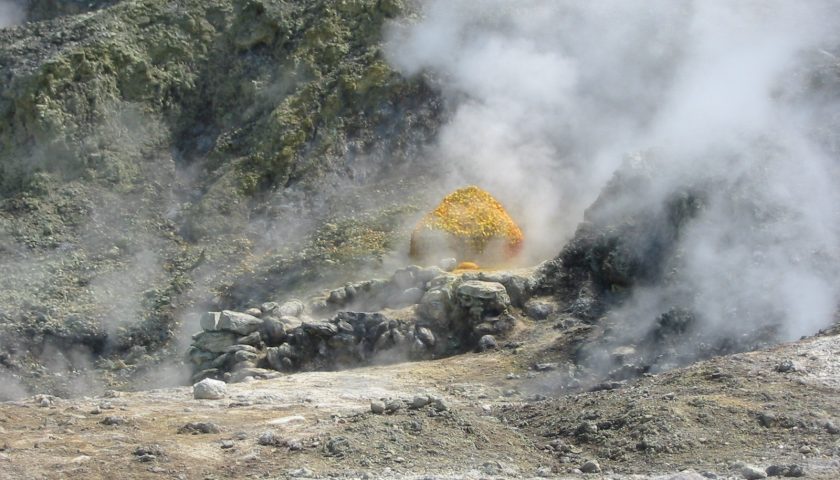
[187, 265, 539, 383]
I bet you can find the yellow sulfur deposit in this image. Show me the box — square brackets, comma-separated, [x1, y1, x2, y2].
[410, 186, 524, 265]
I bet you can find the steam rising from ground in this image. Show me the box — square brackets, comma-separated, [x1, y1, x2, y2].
[0, 1, 24, 28]
[387, 1, 840, 343]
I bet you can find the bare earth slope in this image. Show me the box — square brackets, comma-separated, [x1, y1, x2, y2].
[1, 320, 838, 479]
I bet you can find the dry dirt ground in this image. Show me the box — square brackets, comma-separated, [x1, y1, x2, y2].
[1, 317, 839, 479]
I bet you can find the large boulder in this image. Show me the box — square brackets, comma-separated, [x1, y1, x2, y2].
[456, 281, 510, 317]
[216, 310, 263, 335]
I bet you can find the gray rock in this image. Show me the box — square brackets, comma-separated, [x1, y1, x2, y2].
[266, 346, 293, 371]
[825, 420, 840, 434]
[244, 307, 262, 318]
[740, 465, 767, 480]
[200, 311, 221, 331]
[257, 430, 281, 446]
[385, 399, 402, 413]
[177, 422, 221, 434]
[370, 400, 386, 414]
[327, 288, 347, 305]
[233, 349, 258, 363]
[187, 347, 216, 365]
[410, 395, 430, 409]
[399, 287, 425, 305]
[223, 344, 258, 354]
[524, 300, 554, 320]
[260, 302, 279, 314]
[432, 398, 449, 412]
[417, 286, 454, 329]
[478, 335, 497, 351]
[217, 310, 263, 335]
[774, 360, 797, 373]
[415, 327, 436, 347]
[193, 378, 227, 400]
[278, 299, 305, 317]
[100, 415, 126, 426]
[192, 331, 239, 353]
[262, 317, 287, 345]
[303, 321, 338, 337]
[236, 331, 262, 347]
[456, 280, 510, 316]
[766, 465, 804, 477]
[580, 460, 601, 473]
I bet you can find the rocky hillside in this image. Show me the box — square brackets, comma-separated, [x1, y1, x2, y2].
[0, 0, 447, 398]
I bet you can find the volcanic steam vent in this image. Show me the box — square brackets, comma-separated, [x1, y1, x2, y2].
[410, 186, 523, 266]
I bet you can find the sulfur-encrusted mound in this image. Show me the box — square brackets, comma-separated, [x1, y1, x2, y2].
[410, 186, 523, 265]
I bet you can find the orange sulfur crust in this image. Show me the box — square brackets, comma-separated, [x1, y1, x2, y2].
[410, 186, 524, 264]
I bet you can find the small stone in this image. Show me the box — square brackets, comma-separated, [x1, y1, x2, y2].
[740, 465, 767, 480]
[524, 300, 553, 320]
[410, 395, 430, 409]
[432, 398, 449, 412]
[39, 398, 50, 408]
[384, 399, 401, 413]
[477, 334, 497, 351]
[133, 445, 165, 458]
[244, 307, 262, 318]
[774, 360, 797, 373]
[534, 363, 558, 371]
[825, 420, 840, 434]
[100, 416, 126, 426]
[370, 400, 386, 414]
[580, 460, 601, 473]
[257, 431, 281, 446]
[220, 440, 234, 449]
[177, 422, 221, 434]
[193, 378, 227, 400]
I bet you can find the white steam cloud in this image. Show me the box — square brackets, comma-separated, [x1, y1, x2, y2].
[386, 1, 840, 341]
[0, 0, 24, 28]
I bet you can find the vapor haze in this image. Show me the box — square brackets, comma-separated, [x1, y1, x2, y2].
[386, 1, 840, 345]
[0, 0, 24, 28]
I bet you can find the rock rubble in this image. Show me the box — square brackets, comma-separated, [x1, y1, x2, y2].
[188, 266, 539, 383]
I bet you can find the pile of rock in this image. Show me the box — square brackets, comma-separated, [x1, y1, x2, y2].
[187, 266, 538, 383]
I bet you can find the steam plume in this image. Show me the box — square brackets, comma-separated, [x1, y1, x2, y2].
[0, 0, 24, 28]
[386, 1, 840, 343]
